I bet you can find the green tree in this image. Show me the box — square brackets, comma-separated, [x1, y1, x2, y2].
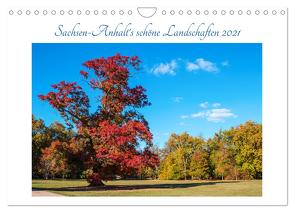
[159, 133, 204, 180]
[189, 149, 209, 180]
[33, 115, 76, 179]
[159, 153, 180, 180]
[208, 122, 262, 180]
[32, 115, 51, 178]
[48, 121, 75, 142]
[232, 121, 262, 179]
[209, 130, 239, 180]
[214, 137, 230, 180]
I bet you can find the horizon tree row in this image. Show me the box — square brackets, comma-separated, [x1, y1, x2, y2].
[33, 115, 261, 181]
[32, 115, 157, 180]
[158, 121, 262, 180]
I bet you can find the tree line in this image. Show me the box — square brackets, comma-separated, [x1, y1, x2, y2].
[33, 115, 262, 181]
[33, 115, 80, 179]
[158, 121, 262, 180]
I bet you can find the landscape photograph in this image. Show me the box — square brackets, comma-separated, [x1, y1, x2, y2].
[32, 43, 262, 196]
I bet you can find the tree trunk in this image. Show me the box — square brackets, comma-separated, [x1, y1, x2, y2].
[234, 166, 238, 181]
[44, 171, 49, 180]
[184, 162, 187, 180]
[183, 156, 187, 180]
[89, 180, 104, 186]
[87, 172, 105, 186]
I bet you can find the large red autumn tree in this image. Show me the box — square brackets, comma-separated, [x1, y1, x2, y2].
[39, 54, 159, 186]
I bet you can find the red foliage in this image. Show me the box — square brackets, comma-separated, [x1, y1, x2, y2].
[39, 54, 159, 185]
[40, 140, 70, 179]
[38, 81, 89, 127]
[80, 70, 88, 79]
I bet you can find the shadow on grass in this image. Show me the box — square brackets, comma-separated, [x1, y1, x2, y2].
[32, 181, 240, 192]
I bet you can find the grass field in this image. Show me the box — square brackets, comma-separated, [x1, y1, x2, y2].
[32, 179, 262, 196]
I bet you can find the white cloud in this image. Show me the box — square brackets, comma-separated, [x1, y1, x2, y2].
[191, 112, 206, 118]
[180, 115, 189, 119]
[212, 103, 221, 108]
[179, 122, 185, 126]
[151, 60, 177, 76]
[186, 58, 218, 72]
[200, 101, 209, 108]
[181, 103, 237, 123]
[186, 62, 199, 71]
[206, 108, 237, 123]
[172, 96, 183, 103]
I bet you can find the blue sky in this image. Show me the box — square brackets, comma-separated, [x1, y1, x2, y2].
[32, 43, 262, 148]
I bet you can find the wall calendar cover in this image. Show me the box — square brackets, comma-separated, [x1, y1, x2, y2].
[0, 0, 289, 207]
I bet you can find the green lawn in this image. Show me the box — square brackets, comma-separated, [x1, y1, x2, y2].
[32, 179, 262, 196]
